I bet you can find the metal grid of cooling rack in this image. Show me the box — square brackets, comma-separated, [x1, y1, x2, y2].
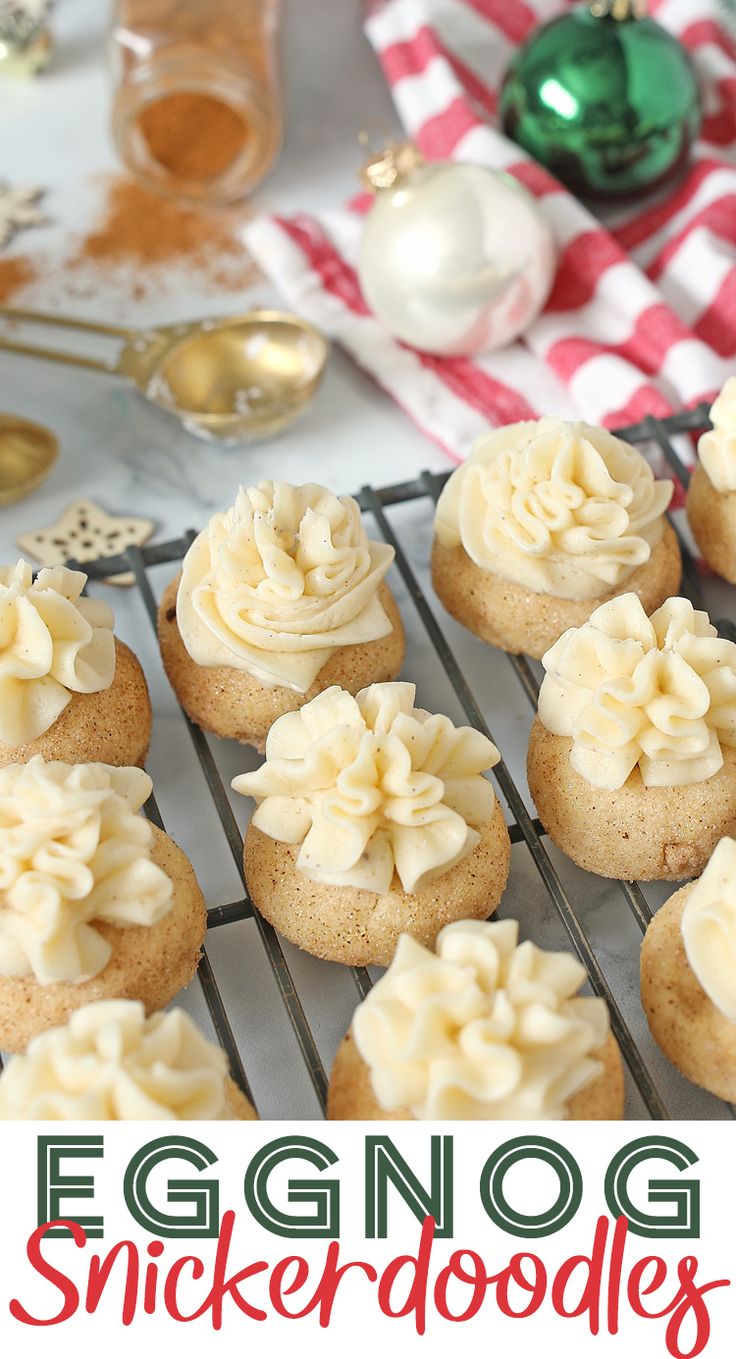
[58, 400, 736, 1122]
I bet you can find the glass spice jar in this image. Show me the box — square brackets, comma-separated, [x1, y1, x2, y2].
[110, 0, 282, 206]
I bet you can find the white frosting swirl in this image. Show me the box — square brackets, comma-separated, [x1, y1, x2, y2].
[0, 757, 173, 984]
[435, 418, 672, 600]
[0, 561, 116, 746]
[538, 594, 736, 790]
[698, 378, 736, 492]
[353, 920, 609, 1120]
[0, 1000, 234, 1119]
[682, 837, 736, 1021]
[232, 682, 500, 894]
[177, 482, 395, 693]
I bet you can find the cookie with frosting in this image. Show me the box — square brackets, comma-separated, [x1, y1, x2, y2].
[527, 595, 736, 880]
[0, 758, 206, 1050]
[432, 418, 680, 659]
[641, 837, 736, 1100]
[0, 560, 151, 768]
[233, 682, 511, 966]
[328, 919, 624, 1120]
[687, 379, 736, 583]
[0, 999, 256, 1120]
[158, 482, 405, 750]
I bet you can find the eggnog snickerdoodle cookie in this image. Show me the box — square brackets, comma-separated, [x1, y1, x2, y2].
[0, 758, 206, 1051]
[0, 560, 151, 768]
[327, 920, 624, 1121]
[0, 999, 257, 1120]
[641, 837, 736, 1101]
[158, 481, 405, 752]
[432, 417, 679, 659]
[527, 595, 736, 881]
[687, 379, 736, 583]
[234, 682, 511, 967]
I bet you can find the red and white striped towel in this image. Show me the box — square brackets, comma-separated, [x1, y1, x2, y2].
[245, 0, 736, 462]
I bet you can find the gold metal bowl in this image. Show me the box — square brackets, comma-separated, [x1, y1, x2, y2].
[0, 414, 57, 506]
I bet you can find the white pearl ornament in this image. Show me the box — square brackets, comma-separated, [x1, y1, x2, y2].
[358, 146, 557, 357]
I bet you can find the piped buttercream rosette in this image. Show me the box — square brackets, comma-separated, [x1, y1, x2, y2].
[698, 378, 736, 493]
[232, 682, 500, 894]
[0, 1000, 233, 1120]
[0, 561, 116, 746]
[177, 482, 395, 692]
[0, 757, 173, 984]
[435, 417, 673, 600]
[538, 595, 736, 790]
[353, 920, 610, 1120]
[681, 837, 736, 1022]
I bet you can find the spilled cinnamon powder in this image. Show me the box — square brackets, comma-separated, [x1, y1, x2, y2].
[138, 93, 248, 181]
[0, 255, 36, 304]
[0, 174, 258, 308]
[74, 177, 245, 269]
[67, 175, 257, 298]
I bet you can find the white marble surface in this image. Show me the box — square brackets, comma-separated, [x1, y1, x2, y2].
[0, 0, 445, 539]
[0, 0, 732, 1121]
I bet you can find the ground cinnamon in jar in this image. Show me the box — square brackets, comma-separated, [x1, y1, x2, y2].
[112, 0, 281, 204]
[138, 93, 248, 180]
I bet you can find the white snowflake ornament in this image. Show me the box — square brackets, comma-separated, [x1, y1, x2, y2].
[0, 184, 47, 249]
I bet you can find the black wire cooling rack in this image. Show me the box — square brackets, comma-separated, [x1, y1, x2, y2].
[27, 400, 736, 1122]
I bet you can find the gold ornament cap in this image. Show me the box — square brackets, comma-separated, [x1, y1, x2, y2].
[360, 140, 424, 192]
[0, 2, 53, 77]
[589, 0, 646, 17]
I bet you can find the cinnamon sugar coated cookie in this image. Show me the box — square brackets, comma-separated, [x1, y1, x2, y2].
[244, 803, 510, 966]
[528, 720, 736, 881]
[0, 561, 151, 768]
[686, 463, 736, 584]
[158, 482, 406, 748]
[225, 1081, 259, 1121]
[641, 838, 736, 1100]
[432, 527, 681, 660]
[432, 418, 677, 658]
[528, 595, 736, 880]
[0, 638, 151, 769]
[0, 760, 206, 1050]
[158, 576, 404, 751]
[328, 1029, 624, 1121]
[0, 1000, 256, 1120]
[687, 379, 736, 583]
[0, 824, 207, 1051]
[327, 921, 624, 1120]
[234, 683, 510, 966]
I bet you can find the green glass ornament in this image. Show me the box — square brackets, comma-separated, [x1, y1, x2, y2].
[500, 0, 701, 201]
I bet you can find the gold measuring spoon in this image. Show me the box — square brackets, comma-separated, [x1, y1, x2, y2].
[0, 307, 329, 442]
[0, 414, 57, 506]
